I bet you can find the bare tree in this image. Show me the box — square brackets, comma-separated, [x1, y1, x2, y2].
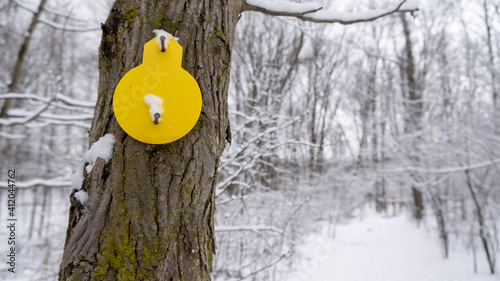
[0, 0, 47, 127]
[482, 0, 498, 109]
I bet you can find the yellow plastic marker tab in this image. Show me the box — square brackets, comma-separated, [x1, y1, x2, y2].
[113, 32, 202, 144]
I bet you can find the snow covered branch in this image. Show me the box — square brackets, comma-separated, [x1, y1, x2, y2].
[14, 0, 77, 18]
[239, 251, 291, 280]
[0, 131, 25, 139]
[0, 93, 94, 128]
[0, 177, 72, 189]
[215, 225, 284, 235]
[37, 18, 101, 32]
[0, 100, 52, 126]
[379, 158, 500, 174]
[0, 93, 95, 109]
[244, 0, 419, 24]
[0, 109, 93, 129]
[13, 0, 101, 32]
[244, 0, 323, 18]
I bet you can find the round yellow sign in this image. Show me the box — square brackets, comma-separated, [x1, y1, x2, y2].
[113, 33, 202, 144]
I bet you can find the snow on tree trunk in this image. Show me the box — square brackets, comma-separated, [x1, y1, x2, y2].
[59, 0, 243, 279]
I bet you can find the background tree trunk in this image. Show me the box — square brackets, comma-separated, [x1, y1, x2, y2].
[0, 0, 47, 129]
[59, 0, 243, 280]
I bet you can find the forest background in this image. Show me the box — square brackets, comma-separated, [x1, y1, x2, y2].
[0, 0, 499, 280]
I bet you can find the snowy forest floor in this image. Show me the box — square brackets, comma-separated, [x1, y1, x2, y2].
[291, 208, 497, 281]
[1, 189, 498, 280]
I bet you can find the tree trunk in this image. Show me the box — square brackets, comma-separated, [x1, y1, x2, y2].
[482, 0, 498, 108]
[400, 13, 421, 134]
[59, 1, 243, 280]
[411, 186, 424, 223]
[465, 171, 496, 274]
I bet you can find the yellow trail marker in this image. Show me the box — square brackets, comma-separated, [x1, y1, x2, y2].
[113, 32, 202, 144]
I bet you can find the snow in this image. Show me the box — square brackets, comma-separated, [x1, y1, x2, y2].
[144, 93, 164, 123]
[13, 0, 91, 20]
[1, 92, 95, 108]
[0, 104, 49, 126]
[246, 0, 419, 23]
[0, 131, 25, 139]
[8, 108, 93, 121]
[215, 225, 284, 235]
[246, 0, 322, 14]
[13, 0, 100, 32]
[293, 212, 498, 281]
[73, 190, 89, 204]
[38, 18, 101, 32]
[380, 158, 500, 174]
[0, 177, 72, 188]
[0, 93, 95, 128]
[55, 92, 95, 108]
[305, 1, 417, 22]
[83, 133, 115, 173]
[153, 29, 177, 51]
[71, 134, 115, 189]
[400, 0, 420, 11]
[71, 163, 85, 189]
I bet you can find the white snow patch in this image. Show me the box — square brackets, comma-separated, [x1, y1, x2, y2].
[246, 0, 322, 14]
[292, 211, 497, 281]
[246, 0, 420, 18]
[0, 131, 25, 139]
[71, 163, 85, 189]
[84, 133, 116, 173]
[71, 134, 115, 189]
[144, 93, 164, 123]
[400, 0, 420, 11]
[305, 1, 418, 22]
[153, 29, 178, 51]
[73, 190, 89, 204]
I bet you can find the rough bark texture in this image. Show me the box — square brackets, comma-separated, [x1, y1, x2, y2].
[59, 0, 243, 280]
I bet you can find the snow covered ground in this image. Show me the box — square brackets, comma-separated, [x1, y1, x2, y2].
[291, 211, 498, 281]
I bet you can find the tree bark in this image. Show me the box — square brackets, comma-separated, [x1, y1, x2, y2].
[400, 14, 428, 224]
[59, 0, 243, 280]
[411, 186, 424, 222]
[482, 0, 498, 108]
[400, 13, 421, 133]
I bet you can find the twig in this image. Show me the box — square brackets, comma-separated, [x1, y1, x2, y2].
[238, 251, 291, 280]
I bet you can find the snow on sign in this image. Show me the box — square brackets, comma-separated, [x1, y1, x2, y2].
[113, 29, 202, 144]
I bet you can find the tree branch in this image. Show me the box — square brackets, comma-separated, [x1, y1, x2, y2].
[1, 0, 47, 131]
[379, 158, 500, 174]
[238, 251, 291, 280]
[37, 18, 101, 32]
[14, 0, 77, 18]
[215, 225, 284, 235]
[13, 0, 101, 32]
[0, 93, 94, 128]
[0, 98, 54, 126]
[6, 109, 93, 122]
[243, 0, 323, 18]
[243, 0, 419, 25]
[0, 177, 72, 189]
[0, 92, 95, 110]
